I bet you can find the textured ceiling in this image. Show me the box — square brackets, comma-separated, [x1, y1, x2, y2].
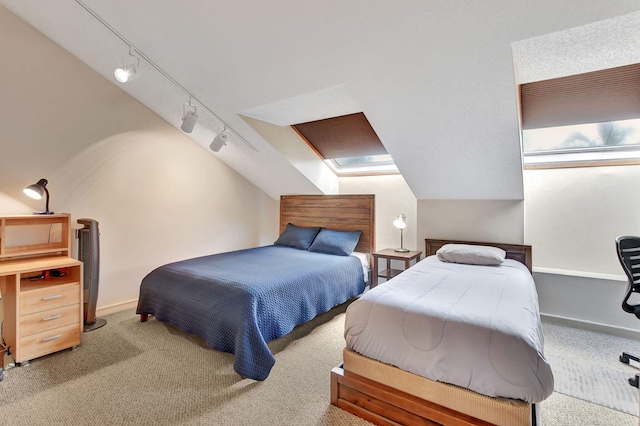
[3, 1, 640, 200]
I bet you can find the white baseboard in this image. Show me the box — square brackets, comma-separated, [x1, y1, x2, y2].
[541, 313, 640, 340]
[96, 299, 138, 317]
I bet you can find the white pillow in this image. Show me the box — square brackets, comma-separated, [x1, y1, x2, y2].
[436, 243, 506, 266]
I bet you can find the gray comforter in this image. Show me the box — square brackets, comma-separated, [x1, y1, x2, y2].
[344, 255, 553, 403]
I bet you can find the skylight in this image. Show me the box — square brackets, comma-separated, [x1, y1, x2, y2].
[292, 113, 399, 176]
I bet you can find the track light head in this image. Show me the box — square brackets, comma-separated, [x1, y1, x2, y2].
[114, 49, 140, 83]
[210, 130, 228, 152]
[181, 101, 198, 133]
[114, 64, 137, 83]
[181, 111, 198, 133]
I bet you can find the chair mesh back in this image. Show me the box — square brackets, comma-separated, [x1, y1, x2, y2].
[618, 236, 640, 285]
[617, 236, 640, 315]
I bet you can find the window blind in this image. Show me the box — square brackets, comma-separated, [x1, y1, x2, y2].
[520, 63, 640, 130]
[292, 112, 387, 159]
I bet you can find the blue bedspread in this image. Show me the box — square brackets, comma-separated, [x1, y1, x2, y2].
[136, 245, 365, 380]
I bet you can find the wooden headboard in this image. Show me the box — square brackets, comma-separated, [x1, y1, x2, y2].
[280, 195, 375, 255]
[425, 238, 533, 273]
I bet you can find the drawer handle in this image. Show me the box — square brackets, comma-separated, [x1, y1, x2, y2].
[42, 294, 62, 301]
[42, 334, 62, 342]
[42, 314, 62, 321]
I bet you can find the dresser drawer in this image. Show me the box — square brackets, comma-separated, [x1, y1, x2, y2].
[20, 303, 80, 336]
[19, 323, 80, 362]
[20, 282, 80, 315]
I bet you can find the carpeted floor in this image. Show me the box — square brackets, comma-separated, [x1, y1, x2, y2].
[0, 303, 638, 425]
[542, 321, 640, 421]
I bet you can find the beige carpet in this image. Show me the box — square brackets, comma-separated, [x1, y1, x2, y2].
[542, 321, 640, 421]
[0, 303, 638, 425]
[547, 355, 638, 415]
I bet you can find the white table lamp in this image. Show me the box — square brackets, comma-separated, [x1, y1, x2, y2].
[393, 214, 409, 252]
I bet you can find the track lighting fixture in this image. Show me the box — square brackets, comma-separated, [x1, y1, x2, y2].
[181, 100, 198, 133]
[114, 48, 139, 83]
[210, 128, 228, 152]
[76, 0, 258, 151]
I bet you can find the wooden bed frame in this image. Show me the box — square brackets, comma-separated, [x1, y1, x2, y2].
[331, 238, 536, 426]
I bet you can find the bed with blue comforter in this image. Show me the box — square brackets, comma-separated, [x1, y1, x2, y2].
[136, 244, 365, 380]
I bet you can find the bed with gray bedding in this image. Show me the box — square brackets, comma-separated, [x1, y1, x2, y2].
[344, 254, 554, 403]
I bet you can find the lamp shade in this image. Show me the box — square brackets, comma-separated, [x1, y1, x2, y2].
[393, 213, 409, 252]
[23, 179, 47, 200]
[393, 214, 407, 230]
[23, 178, 53, 214]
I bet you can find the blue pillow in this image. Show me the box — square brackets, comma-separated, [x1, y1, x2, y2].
[308, 228, 361, 256]
[274, 223, 321, 250]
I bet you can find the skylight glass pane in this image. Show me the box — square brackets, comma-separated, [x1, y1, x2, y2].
[325, 154, 398, 175]
[523, 118, 640, 153]
[333, 154, 395, 166]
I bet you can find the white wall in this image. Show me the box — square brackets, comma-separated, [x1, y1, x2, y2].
[524, 165, 640, 276]
[0, 193, 32, 215]
[417, 200, 525, 249]
[524, 165, 640, 334]
[241, 116, 339, 195]
[0, 7, 278, 312]
[51, 130, 278, 309]
[534, 272, 640, 336]
[339, 175, 417, 252]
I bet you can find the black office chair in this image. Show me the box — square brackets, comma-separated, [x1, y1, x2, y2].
[616, 235, 640, 387]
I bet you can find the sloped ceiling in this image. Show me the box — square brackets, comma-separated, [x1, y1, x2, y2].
[3, 1, 640, 200]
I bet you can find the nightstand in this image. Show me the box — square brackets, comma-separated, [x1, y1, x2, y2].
[371, 249, 422, 288]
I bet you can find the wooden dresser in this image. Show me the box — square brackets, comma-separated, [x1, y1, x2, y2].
[0, 214, 83, 365]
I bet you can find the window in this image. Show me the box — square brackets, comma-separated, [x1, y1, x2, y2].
[523, 119, 640, 168]
[520, 63, 640, 168]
